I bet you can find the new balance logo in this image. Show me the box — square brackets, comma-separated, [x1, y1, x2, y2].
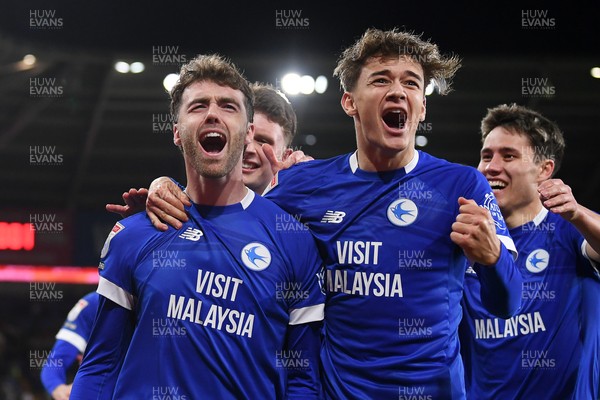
[321, 210, 346, 224]
[178, 227, 203, 241]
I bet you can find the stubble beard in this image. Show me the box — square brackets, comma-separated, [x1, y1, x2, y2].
[181, 127, 246, 179]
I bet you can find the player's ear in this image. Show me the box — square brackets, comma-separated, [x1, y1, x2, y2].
[281, 147, 293, 161]
[341, 92, 357, 116]
[538, 158, 555, 181]
[419, 95, 427, 121]
[173, 123, 181, 146]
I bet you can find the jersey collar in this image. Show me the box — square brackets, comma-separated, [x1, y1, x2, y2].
[531, 206, 549, 226]
[240, 187, 255, 210]
[349, 150, 420, 174]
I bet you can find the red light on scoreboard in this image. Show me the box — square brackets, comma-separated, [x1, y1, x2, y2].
[0, 222, 36, 251]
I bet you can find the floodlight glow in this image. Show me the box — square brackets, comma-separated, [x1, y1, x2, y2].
[591, 67, 600, 79]
[300, 75, 315, 94]
[22, 54, 37, 66]
[315, 76, 328, 93]
[281, 73, 301, 95]
[305, 134, 317, 146]
[130, 62, 145, 73]
[416, 135, 428, 147]
[163, 73, 179, 92]
[114, 61, 130, 73]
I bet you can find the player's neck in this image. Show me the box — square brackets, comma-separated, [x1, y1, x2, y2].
[357, 146, 415, 172]
[504, 201, 544, 229]
[186, 169, 248, 206]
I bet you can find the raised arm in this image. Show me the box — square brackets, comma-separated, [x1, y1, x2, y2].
[146, 176, 191, 231]
[451, 196, 522, 318]
[105, 188, 149, 218]
[539, 178, 600, 262]
[105, 177, 191, 231]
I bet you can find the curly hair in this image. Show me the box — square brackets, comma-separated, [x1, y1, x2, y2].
[333, 28, 461, 95]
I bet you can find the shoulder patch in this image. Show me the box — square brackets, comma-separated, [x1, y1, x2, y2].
[100, 222, 125, 258]
[262, 172, 279, 195]
[67, 298, 90, 322]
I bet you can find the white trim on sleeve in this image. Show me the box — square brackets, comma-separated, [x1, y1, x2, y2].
[498, 234, 518, 260]
[289, 303, 324, 325]
[55, 329, 87, 353]
[582, 240, 600, 277]
[97, 276, 135, 310]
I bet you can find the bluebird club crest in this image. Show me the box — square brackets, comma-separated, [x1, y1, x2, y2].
[387, 198, 418, 227]
[241, 242, 272, 271]
[525, 249, 550, 273]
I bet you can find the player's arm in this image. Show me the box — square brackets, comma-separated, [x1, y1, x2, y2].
[539, 179, 600, 262]
[40, 339, 80, 400]
[105, 177, 191, 230]
[451, 197, 522, 318]
[284, 321, 323, 399]
[50, 384, 72, 400]
[141, 150, 312, 230]
[105, 188, 149, 218]
[69, 295, 134, 399]
[282, 229, 325, 399]
[145, 176, 190, 230]
[472, 242, 521, 318]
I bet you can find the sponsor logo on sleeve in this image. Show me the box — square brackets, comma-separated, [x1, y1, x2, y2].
[100, 222, 125, 258]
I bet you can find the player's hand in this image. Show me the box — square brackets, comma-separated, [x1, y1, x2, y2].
[538, 179, 579, 221]
[263, 144, 313, 175]
[147, 177, 191, 231]
[51, 383, 72, 400]
[105, 188, 149, 218]
[450, 197, 500, 266]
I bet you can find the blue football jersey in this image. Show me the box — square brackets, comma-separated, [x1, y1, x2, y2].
[56, 291, 99, 353]
[40, 292, 99, 394]
[461, 208, 600, 399]
[264, 151, 518, 399]
[71, 190, 325, 399]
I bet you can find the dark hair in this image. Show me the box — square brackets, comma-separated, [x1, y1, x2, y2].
[481, 103, 565, 175]
[252, 82, 297, 146]
[333, 27, 461, 94]
[169, 54, 254, 122]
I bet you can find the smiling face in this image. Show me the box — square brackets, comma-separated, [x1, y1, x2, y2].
[242, 112, 287, 193]
[173, 80, 252, 179]
[478, 126, 553, 227]
[341, 56, 426, 170]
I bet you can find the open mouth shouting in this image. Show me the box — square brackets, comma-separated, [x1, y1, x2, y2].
[382, 109, 408, 131]
[199, 131, 227, 155]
